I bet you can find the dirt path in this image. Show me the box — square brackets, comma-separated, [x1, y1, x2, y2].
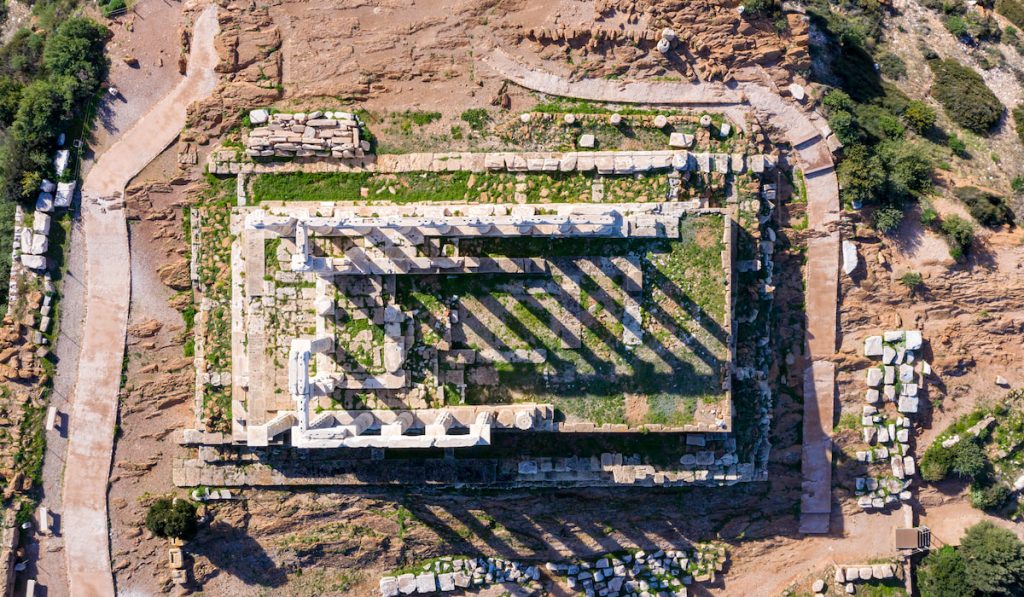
[60, 6, 219, 596]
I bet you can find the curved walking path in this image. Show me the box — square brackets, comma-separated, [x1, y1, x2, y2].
[62, 6, 220, 595]
[484, 52, 842, 534]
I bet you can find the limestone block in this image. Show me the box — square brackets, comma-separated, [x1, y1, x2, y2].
[866, 367, 883, 387]
[842, 241, 858, 275]
[415, 573, 437, 593]
[380, 577, 399, 597]
[397, 573, 416, 594]
[866, 389, 880, 404]
[899, 364, 915, 383]
[905, 330, 922, 350]
[884, 366, 895, 385]
[249, 109, 269, 124]
[897, 395, 919, 414]
[578, 134, 595, 148]
[883, 345, 896, 364]
[859, 567, 873, 581]
[903, 456, 916, 476]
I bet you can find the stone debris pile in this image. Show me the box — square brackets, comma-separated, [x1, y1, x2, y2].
[834, 562, 901, 594]
[514, 447, 762, 488]
[856, 330, 929, 511]
[244, 110, 369, 159]
[379, 556, 541, 596]
[547, 544, 726, 596]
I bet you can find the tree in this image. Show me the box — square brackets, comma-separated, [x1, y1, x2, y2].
[919, 546, 970, 597]
[42, 18, 109, 103]
[0, 76, 22, 127]
[960, 521, 1024, 595]
[838, 144, 885, 206]
[878, 140, 933, 203]
[145, 498, 198, 540]
[828, 110, 861, 145]
[904, 100, 937, 133]
[951, 440, 987, 479]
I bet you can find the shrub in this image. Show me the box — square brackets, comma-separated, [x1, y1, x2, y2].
[822, 89, 854, 113]
[945, 14, 969, 37]
[877, 140, 932, 202]
[742, 0, 778, 17]
[941, 214, 975, 259]
[459, 108, 490, 132]
[0, 76, 22, 127]
[900, 271, 923, 291]
[996, 0, 1024, 30]
[959, 521, 1024, 594]
[970, 481, 1010, 511]
[948, 133, 968, 157]
[874, 206, 904, 233]
[953, 186, 1015, 227]
[828, 110, 860, 145]
[930, 59, 1005, 133]
[877, 51, 907, 79]
[921, 200, 939, 226]
[145, 498, 198, 539]
[879, 112, 906, 138]
[1014, 105, 1024, 144]
[838, 144, 884, 206]
[903, 100, 937, 133]
[918, 546, 970, 597]
[951, 439, 987, 478]
[921, 442, 954, 481]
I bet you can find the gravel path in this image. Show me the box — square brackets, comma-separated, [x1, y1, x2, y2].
[60, 6, 219, 595]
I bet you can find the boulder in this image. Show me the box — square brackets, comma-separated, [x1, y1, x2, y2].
[249, 109, 270, 124]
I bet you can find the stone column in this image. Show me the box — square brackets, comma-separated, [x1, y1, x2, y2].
[514, 409, 535, 431]
[352, 412, 375, 436]
[427, 410, 455, 436]
[382, 412, 414, 437]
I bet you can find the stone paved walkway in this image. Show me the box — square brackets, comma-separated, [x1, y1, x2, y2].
[481, 52, 842, 534]
[61, 6, 220, 596]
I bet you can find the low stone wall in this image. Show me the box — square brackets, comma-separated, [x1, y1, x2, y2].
[208, 148, 777, 177]
[244, 110, 368, 159]
[172, 446, 764, 488]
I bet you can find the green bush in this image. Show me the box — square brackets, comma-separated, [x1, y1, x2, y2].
[900, 271, 923, 291]
[100, 0, 127, 17]
[996, 0, 1024, 30]
[921, 442, 954, 481]
[1014, 106, 1024, 145]
[951, 439, 987, 478]
[459, 108, 490, 132]
[941, 214, 975, 259]
[0, 76, 22, 126]
[742, 0, 778, 17]
[945, 14, 969, 36]
[970, 481, 1010, 511]
[873, 206, 904, 233]
[145, 498, 198, 539]
[43, 18, 109, 103]
[930, 59, 1005, 133]
[953, 186, 1015, 227]
[918, 546, 970, 597]
[877, 51, 907, 79]
[921, 200, 939, 226]
[903, 100, 937, 133]
[947, 133, 968, 157]
[828, 110, 861, 145]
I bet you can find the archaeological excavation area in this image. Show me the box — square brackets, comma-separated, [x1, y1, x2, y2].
[179, 106, 779, 490]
